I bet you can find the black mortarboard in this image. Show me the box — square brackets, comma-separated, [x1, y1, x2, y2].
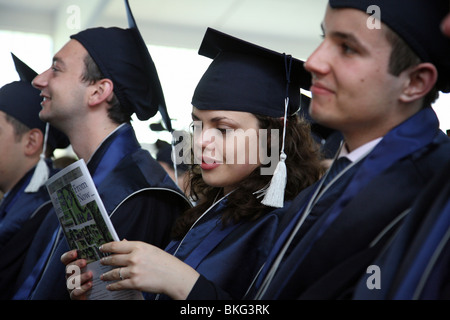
[0, 53, 69, 150]
[192, 27, 311, 117]
[70, 0, 172, 131]
[329, 0, 450, 92]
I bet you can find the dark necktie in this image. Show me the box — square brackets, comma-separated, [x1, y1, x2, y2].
[322, 157, 351, 187]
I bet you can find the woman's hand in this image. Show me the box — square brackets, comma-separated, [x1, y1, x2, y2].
[99, 240, 200, 300]
[61, 249, 93, 300]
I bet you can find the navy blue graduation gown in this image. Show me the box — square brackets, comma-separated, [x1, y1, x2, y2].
[0, 162, 56, 248]
[13, 124, 191, 300]
[157, 197, 292, 300]
[251, 107, 450, 300]
[353, 160, 450, 300]
[0, 161, 59, 299]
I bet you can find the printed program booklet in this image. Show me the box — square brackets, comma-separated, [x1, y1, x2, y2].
[46, 159, 143, 300]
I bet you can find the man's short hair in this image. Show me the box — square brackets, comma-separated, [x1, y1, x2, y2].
[384, 26, 439, 107]
[4, 113, 56, 158]
[81, 54, 132, 124]
[4, 113, 29, 142]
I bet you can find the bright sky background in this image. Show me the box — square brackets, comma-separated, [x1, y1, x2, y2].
[1, 30, 449, 156]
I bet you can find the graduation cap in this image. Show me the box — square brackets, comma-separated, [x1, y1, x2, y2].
[0, 53, 70, 192]
[0, 62, 44, 134]
[192, 27, 311, 118]
[329, 0, 450, 93]
[192, 28, 311, 207]
[70, 0, 173, 131]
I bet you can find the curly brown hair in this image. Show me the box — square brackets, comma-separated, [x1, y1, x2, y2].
[171, 113, 325, 240]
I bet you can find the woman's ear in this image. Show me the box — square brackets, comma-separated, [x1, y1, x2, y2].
[87, 78, 114, 106]
[24, 128, 44, 157]
[399, 62, 438, 103]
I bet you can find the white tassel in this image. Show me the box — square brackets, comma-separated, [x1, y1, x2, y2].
[24, 153, 49, 193]
[261, 152, 287, 208]
[171, 134, 179, 187]
[25, 122, 50, 193]
[260, 95, 290, 208]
